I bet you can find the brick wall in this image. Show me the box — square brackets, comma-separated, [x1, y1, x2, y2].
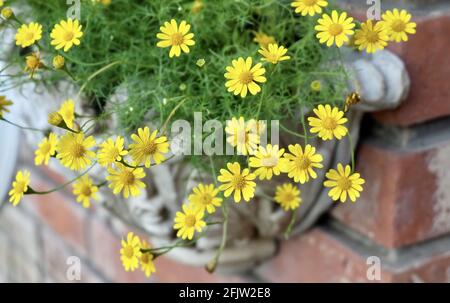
[1, 3, 449, 283]
[255, 5, 450, 283]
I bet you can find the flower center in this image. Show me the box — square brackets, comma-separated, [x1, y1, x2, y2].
[108, 148, 120, 160]
[232, 175, 246, 190]
[141, 253, 150, 264]
[365, 30, 379, 43]
[184, 214, 197, 227]
[303, 0, 318, 6]
[64, 31, 75, 41]
[322, 117, 338, 130]
[282, 193, 295, 203]
[239, 71, 254, 85]
[72, 143, 86, 158]
[337, 177, 352, 191]
[391, 20, 406, 32]
[171, 33, 184, 46]
[295, 156, 311, 170]
[81, 185, 92, 197]
[143, 141, 157, 155]
[124, 245, 134, 259]
[200, 194, 212, 205]
[16, 181, 27, 193]
[27, 57, 40, 69]
[26, 32, 35, 41]
[329, 23, 344, 36]
[122, 171, 136, 186]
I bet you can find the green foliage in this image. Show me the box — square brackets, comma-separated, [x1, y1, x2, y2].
[6, 0, 348, 172]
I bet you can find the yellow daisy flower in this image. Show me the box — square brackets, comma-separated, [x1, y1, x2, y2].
[249, 144, 289, 180]
[258, 43, 291, 64]
[225, 57, 266, 98]
[48, 112, 64, 127]
[24, 52, 43, 78]
[1, 7, 13, 19]
[253, 31, 276, 48]
[274, 183, 302, 211]
[291, 0, 328, 16]
[58, 99, 76, 130]
[188, 183, 223, 214]
[310, 80, 322, 92]
[156, 19, 195, 58]
[0, 95, 13, 117]
[192, 0, 204, 14]
[50, 18, 83, 52]
[0, 1, 5, 7]
[315, 10, 355, 47]
[72, 175, 99, 208]
[307, 104, 348, 140]
[225, 117, 260, 156]
[120, 232, 141, 272]
[324, 164, 365, 202]
[106, 163, 146, 198]
[52, 55, 65, 69]
[354, 20, 389, 54]
[8, 170, 30, 206]
[140, 241, 156, 278]
[381, 9, 417, 42]
[217, 162, 256, 203]
[284, 144, 323, 184]
[173, 204, 206, 240]
[56, 133, 96, 171]
[15, 22, 42, 48]
[97, 137, 128, 167]
[129, 127, 169, 168]
[34, 133, 58, 166]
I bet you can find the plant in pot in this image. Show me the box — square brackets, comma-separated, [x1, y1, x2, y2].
[0, 0, 414, 277]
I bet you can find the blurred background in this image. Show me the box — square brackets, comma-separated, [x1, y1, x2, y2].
[0, 0, 449, 282]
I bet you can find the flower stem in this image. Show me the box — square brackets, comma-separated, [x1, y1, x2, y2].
[284, 211, 297, 239]
[279, 123, 313, 140]
[206, 200, 229, 273]
[161, 97, 188, 135]
[348, 132, 355, 172]
[76, 60, 122, 99]
[26, 163, 96, 195]
[0, 117, 46, 132]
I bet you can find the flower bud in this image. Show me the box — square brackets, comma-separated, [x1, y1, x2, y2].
[52, 55, 65, 70]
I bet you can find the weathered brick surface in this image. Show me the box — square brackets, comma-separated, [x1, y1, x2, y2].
[154, 256, 251, 283]
[373, 15, 450, 126]
[255, 227, 450, 283]
[255, 228, 379, 283]
[25, 190, 89, 256]
[332, 141, 450, 248]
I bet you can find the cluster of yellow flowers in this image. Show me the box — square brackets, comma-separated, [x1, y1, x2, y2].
[8, 99, 170, 208]
[291, 0, 416, 52]
[120, 232, 156, 278]
[1, 0, 417, 278]
[2, 7, 84, 77]
[155, 2, 416, 99]
[172, 103, 366, 243]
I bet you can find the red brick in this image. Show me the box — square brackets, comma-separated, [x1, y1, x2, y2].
[332, 141, 450, 248]
[154, 256, 250, 283]
[255, 228, 377, 282]
[25, 188, 88, 256]
[255, 227, 450, 283]
[373, 15, 450, 126]
[41, 228, 104, 283]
